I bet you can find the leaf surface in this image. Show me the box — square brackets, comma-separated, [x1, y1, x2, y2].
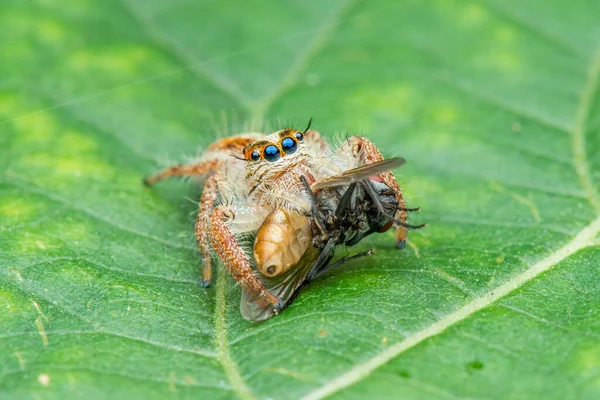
[1, 0, 600, 399]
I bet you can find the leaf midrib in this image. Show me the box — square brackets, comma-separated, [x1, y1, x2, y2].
[573, 46, 600, 214]
[215, 267, 255, 400]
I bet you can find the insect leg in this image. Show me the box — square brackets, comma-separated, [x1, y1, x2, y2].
[196, 173, 219, 287]
[309, 249, 376, 281]
[300, 176, 328, 241]
[334, 183, 357, 220]
[306, 238, 338, 281]
[342, 136, 410, 248]
[398, 206, 421, 212]
[209, 205, 282, 309]
[361, 180, 427, 230]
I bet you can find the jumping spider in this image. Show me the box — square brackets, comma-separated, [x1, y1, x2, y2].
[144, 121, 423, 321]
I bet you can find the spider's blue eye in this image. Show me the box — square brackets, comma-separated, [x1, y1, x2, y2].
[281, 137, 297, 154]
[263, 145, 280, 162]
[250, 150, 260, 161]
[295, 131, 304, 142]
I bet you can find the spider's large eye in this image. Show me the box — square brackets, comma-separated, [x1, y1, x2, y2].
[281, 137, 297, 154]
[250, 150, 260, 161]
[295, 131, 304, 142]
[263, 145, 280, 162]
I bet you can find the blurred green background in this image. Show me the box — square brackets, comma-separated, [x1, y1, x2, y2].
[1, 0, 600, 399]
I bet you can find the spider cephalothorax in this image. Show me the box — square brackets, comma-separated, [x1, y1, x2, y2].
[242, 129, 329, 212]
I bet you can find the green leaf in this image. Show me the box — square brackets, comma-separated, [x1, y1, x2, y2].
[2, 0, 600, 399]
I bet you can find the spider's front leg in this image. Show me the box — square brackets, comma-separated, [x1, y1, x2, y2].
[143, 159, 223, 186]
[209, 205, 281, 309]
[143, 134, 258, 186]
[342, 136, 411, 248]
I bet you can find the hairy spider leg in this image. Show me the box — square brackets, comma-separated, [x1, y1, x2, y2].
[210, 205, 281, 309]
[342, 136, 410, 248]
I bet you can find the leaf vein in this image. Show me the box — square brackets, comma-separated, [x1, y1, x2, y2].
[0, 365, 231, 391]
[2, 277, 216, 358]
[301, 215, 600, 399]
[119, 0, 254, 111]
[572, 44, 600, 214]
[214, 266, 256, 400]
[4, 178, 195, 251]
[251, 0, 359, 119]
[482, 0, 587, 60]
[438, 76, 571, 134]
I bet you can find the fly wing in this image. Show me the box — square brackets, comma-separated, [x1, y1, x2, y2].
[240, 247, 327, 322]
[312, 157, 405, 190]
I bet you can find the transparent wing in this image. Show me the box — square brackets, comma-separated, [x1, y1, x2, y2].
[240, 247, 325, 322]
[312, 157, 405, 190]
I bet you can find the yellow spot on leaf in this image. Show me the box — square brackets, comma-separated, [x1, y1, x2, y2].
[0, 289, 24, 316]
[344, 84, 415, 128]
[494, 26, 516, 43]
[0, 198, 37, 219]
[570, 342, 600, 377]
[22, 152, 115, 179]
[50, 221, 90, 245]
[37, 19, 66, 44]
[14, 232, 54, 253]
[68, 46, 153, 74]
[409, 178, 445, 198]
[433, 105, 458, 124]
[461, 3, 489, 25]
[12, 111, 57, 142]
[38, 373, 50, 386]
[60, 130, 99, 153]
[0, 94, 20, 117]
[490, 51, 522, 73]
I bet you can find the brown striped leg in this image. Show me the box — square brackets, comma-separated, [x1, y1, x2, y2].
[209, 205, 281, 308]
[304, 130, 328, 150]
[143, 160, 222, 186]
[145, 159, 225, 287]
[197, 173, 219, 287]
[343, 136, 409, 248]
[143, 135, 257, 186]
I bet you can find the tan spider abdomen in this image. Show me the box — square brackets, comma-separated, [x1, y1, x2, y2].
[254, 209, 312, 278]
